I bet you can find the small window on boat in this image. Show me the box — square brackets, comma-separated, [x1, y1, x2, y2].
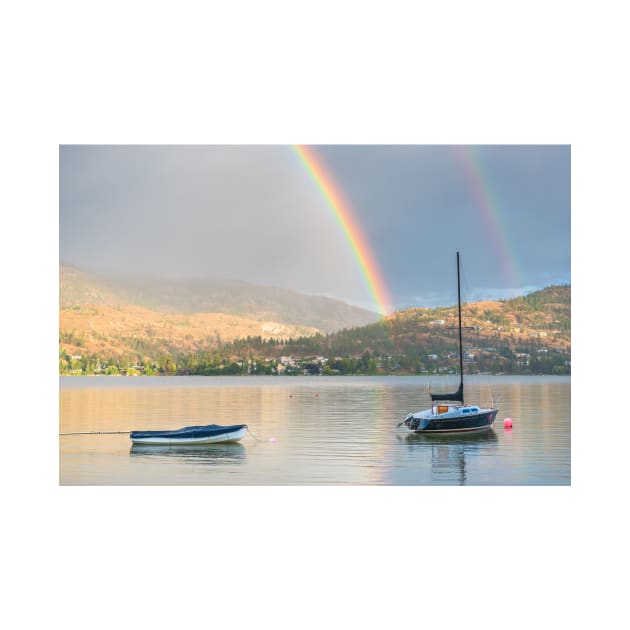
[462, 408, 469, 414]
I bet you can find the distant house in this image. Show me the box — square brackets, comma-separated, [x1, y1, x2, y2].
[432, 319, 445, 325]
[428, 354, 438, 360]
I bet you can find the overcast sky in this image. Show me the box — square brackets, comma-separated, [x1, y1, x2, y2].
[59, 145, 570, 312]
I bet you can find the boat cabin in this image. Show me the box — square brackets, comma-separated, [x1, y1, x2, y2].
[460, 406, 480, 414]
[433, 404, 480, 416]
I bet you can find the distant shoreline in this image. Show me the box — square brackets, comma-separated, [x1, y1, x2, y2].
[59, 372, 570, 378]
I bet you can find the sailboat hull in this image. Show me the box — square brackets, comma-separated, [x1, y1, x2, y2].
[407, 409, 498, 434]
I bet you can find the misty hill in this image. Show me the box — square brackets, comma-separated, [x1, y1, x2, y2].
[60, 265, 380, 333]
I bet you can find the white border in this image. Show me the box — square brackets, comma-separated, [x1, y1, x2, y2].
[5, 1, 625, 628]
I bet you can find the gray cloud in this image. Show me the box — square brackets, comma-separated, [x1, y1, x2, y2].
[60, 145, 570, 311]
[60, 145, 361, 300]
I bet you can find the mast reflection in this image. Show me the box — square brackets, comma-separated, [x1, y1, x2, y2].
[405, 430, 498, 485]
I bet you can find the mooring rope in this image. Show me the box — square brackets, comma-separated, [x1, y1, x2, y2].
[59, 428, 271, 441]
[59, 431, 131, 435]
[245, 427, 266, 443]
[59, 427, 273, 443]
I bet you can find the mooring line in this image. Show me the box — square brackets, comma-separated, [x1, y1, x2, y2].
[246, 427, 266, 443]
[59, 431, 131, 436]
[59, 428, 272, 443]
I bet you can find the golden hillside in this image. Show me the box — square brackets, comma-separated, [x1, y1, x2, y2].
[60, 304, 319, 359]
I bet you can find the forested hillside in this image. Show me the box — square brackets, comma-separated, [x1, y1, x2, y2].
[60, 285, 570, 376]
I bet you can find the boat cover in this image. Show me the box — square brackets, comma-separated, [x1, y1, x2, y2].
[130, 423, 247, 440]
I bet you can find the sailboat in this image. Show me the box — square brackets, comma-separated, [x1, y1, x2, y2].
[399, 252, 498, 434]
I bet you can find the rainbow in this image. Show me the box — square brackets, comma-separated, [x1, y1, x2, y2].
[451, 146, 520, 288]
[292, 145, 392, 316]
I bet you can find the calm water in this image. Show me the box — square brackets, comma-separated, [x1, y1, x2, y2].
[59, 375, 570, 485]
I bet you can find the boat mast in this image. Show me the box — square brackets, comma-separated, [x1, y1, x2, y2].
[456, 251, 464, 399]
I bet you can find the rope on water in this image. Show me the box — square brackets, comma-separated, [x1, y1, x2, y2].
[246, 427, 267, 443]
[59, 431, 131, 436]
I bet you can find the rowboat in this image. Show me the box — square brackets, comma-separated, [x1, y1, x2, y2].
[130, 423, 248, 445]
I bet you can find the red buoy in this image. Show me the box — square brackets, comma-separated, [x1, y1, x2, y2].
[504, 417, 513, 428]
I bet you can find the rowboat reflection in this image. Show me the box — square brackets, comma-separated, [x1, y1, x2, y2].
[130, 442, 246, 464]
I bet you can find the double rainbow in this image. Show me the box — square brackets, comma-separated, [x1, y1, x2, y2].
[292, 145, 392, 316]
[293, 145, 521, 315]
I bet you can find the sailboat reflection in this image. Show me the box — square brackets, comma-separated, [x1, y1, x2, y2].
[130, 442, 246, 465]
[405, 430, 498, 485]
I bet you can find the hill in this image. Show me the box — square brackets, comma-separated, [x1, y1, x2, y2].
[60, 304, 320, 360]
[60, 265, 380, 333]
[265, 284, 571, 374]
[60, 282, 571, 376]
[267, 284, 571, 375]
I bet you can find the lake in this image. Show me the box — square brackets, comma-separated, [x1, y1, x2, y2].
[59, 375, 570, 485]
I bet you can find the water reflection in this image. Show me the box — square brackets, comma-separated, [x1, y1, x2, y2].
[404, 430, 499, 485]
[130, 442, 246, 465]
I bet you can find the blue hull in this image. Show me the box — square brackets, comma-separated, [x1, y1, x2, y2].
[409, 410, 497, 433]
[130, 423, 248, 444]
